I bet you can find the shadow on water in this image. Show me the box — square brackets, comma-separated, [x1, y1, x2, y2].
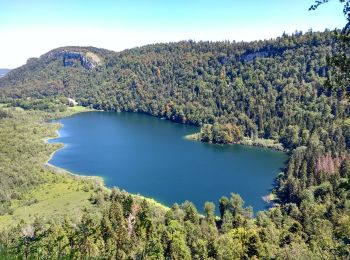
[263, 156, 290, 211]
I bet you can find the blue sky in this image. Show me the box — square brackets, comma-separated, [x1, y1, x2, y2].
[0, 0, 345, 68]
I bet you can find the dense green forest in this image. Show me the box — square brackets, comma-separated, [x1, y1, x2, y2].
[1, 31, 348, 148]
[1, 29, 350, 259]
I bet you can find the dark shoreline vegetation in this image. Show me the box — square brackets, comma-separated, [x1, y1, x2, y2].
[185, 131, 285, 152]
[48, 111, 287, 213]
[0, 30, 350, 258]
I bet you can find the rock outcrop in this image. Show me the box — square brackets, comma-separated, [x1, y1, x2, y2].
[47, 50, 101, 69]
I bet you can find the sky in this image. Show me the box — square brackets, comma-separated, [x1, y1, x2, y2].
[0, 0, 345, 68]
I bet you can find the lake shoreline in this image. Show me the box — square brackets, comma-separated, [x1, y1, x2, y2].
[44, 125, 105, 186]
[43, 109, 170, 212]
[185, 132, 288, 152]
[45, 107, 287, 213]
[42, 106, 106, 185]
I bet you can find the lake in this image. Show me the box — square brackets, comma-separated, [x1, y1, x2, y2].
[49, 112, 288, 213]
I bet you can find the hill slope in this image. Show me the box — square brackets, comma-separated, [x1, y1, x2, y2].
[0, 31, 347, 147]
[1, 30, 350, 258]
[0, 46, 114, 98]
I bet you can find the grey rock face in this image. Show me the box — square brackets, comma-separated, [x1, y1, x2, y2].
[48, 50, 99, 69]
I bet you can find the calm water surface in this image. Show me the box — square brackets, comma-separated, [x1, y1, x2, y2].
[49, 112, 288, 213]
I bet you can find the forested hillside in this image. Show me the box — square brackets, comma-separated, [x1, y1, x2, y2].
[1, 31, 348, 148]
[1, 30, 350, 258]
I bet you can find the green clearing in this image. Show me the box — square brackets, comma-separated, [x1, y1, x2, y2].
[0, 107, 102, 230]
[240, 137, 285, 151]
[0, 175, 97, 229]
[185, 131, 285, 151]
[67, 105, 96, 113]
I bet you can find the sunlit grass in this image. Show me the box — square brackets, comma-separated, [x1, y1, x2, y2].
[67, 105, 95, 113]
[0, 105, 169, 231]
[0, 174, 96, 230]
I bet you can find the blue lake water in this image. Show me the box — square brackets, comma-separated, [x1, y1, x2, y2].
[49, 112, 288, 213]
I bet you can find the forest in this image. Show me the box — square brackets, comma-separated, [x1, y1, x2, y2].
[0, 22, 350, 260]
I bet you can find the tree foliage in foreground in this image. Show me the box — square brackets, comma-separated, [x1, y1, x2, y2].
[1, 178, 350, 259]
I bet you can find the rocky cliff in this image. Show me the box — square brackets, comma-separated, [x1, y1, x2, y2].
[47, 50, 102, 69]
